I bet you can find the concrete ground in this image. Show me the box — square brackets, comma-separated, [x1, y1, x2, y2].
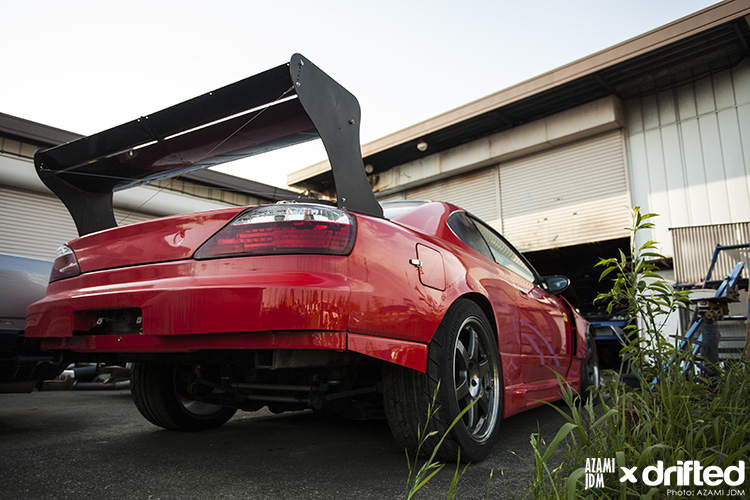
[0, 389, 567, 499]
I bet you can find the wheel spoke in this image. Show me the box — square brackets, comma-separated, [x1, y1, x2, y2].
[456, 341, 470, 369]
[466, 326, 478, 362]
[455, 377, 470, 401]
[477, 390, 490, 417]
[463, 403, 476, 430]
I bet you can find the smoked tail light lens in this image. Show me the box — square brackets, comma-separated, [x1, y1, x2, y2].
[50, 245, 81, 282]
[194, 204, 356, 259]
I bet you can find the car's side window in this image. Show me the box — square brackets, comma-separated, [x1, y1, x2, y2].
[471, 217, 537, 284]
[447, 212, 494, 261]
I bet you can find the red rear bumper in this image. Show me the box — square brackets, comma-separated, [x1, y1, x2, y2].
[25, 254, 428, 371]
[27, 255, 350, 340]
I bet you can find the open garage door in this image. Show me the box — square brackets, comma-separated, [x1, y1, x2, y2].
[524, 236, 632, 369]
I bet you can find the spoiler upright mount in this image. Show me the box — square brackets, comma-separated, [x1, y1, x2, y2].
[35, 53, 383, 236]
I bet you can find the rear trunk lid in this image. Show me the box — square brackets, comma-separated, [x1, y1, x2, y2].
[68, 207, 244, 273]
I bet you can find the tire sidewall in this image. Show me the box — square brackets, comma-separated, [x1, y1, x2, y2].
[429, 300, 502, 461]
[580, 327, 600, 396]
[131, 361, 236, 431]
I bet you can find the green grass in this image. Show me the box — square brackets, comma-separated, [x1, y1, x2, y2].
[528, 360, 750, 499]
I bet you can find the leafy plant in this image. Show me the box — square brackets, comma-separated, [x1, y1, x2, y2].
[527, 208, 750, 498]
[594, 206, 691, 383]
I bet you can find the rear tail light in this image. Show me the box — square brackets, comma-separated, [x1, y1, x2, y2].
[50, 245, 81, 282]
[194, 204, 356, 259]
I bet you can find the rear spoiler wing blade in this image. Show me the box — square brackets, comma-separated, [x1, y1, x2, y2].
[35, 53, 382, 236]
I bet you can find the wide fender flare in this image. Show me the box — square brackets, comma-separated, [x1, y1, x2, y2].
[559, 296, 590, 380]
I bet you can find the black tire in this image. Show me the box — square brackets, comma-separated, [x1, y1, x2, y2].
[130, 362, 237, 431]
[580, 327, 600, 396]
[383, 299, 502, 462]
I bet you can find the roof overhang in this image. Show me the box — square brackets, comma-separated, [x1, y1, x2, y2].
[0, 114, 301, 204]
[0, 112, 80, 147]
[290, 0, 750, 191]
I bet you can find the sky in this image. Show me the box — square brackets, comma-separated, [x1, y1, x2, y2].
[1, 0, 721, 189]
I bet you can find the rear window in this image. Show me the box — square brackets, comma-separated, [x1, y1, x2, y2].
[381, 200, 430, 220]
[446, 212, 493, 261]
[448, 211, 537, 283]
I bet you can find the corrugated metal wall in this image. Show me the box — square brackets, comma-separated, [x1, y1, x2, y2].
[0, 186, 156, 261]
[671, 222, 750, 284]
[407, 168, 501, 230]
[499, 130, 630, 251]
[377, 131, 630, 252]
[625, 59, 750, 258]
[377, 167, 502, 231]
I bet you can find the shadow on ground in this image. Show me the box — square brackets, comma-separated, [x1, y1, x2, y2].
[0, 390, 567, 499]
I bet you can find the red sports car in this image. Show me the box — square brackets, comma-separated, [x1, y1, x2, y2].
[26, 55, 599, 461]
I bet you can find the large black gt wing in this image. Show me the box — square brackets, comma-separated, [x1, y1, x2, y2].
[35, 53, 382, 236]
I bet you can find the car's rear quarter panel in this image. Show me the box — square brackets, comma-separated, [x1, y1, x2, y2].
[347, 214, 451, 343]
[350, 204, 587, 416]
[348, 209, 524, 384]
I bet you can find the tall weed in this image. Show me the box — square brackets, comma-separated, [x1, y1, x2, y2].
[528, 208, 750, 498]
[403, 383, 477, 500]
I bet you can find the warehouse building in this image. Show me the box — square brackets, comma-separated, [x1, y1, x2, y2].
[290, 1, 750, 327]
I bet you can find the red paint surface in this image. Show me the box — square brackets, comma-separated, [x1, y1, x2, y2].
[347, 333, 428, 372]
[70, 207, 243, 273]
[27, 255, 350, 338]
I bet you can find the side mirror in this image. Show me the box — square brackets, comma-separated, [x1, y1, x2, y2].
[543, 275, 570, 295]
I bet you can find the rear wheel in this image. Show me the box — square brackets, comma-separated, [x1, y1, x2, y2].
[580, 327, 600, 396]
[130, 362, 236, 431]
[383, 299, 502, 462]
